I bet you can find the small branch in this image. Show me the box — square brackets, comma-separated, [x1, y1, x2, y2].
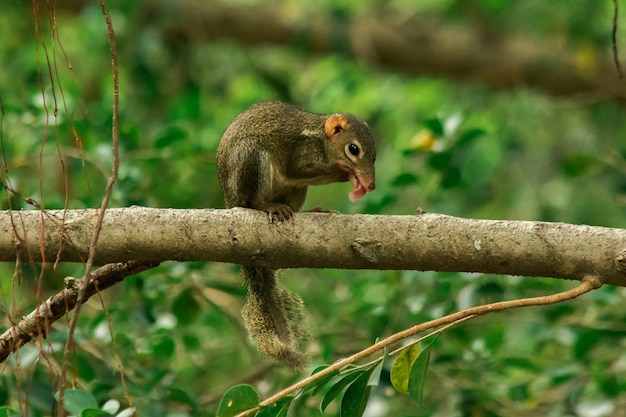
[613, 0, 623, 78]
[0, 260, 159, 363]
[237, 275, 603, 416]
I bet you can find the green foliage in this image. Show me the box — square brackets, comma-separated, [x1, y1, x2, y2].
[1, 1, 626, 417]
[339, 370, 372, 417]
[255, 397, 292, 417]
[216, 385, 259, 417]
[53, 390, 134, 417]
[213, 339, 428, 416]
[390, 341, 435, 406]
[320, 369, 363, 413]
[0, 407, 19, 417]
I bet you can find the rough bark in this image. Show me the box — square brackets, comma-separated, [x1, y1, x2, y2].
[1, 208, 625, 286]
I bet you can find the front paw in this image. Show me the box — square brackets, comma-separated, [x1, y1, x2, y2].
[257, 203, 294, 223]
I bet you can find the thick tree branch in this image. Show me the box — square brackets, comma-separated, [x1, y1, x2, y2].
[1, 208, 626, 286]
[158, 1, 626, 101]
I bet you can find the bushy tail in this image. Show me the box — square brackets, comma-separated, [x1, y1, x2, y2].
[241, 266, 308, 369]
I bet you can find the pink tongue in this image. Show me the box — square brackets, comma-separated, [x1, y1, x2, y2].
[349, 182, 367, 202]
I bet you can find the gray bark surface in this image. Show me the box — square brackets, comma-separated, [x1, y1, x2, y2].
[2, 208, 625, 286]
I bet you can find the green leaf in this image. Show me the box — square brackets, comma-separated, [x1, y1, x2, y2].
[573, 329, 603, 360]
[216, 384, 260, 417]
[256, 397, 293, 417]
[368, 360, 384, 387]
[154, 125, 187, 149]
[508, 384, 530, 402]
[427, 151, 452, 171]
[559, 154, 601, 177]
[407, 340, 435, 406]
[320, 370, 362, 412]
[54, 390, 98, 416]
[440, 167, 462, 188]
[340, 370, 372, 417]
[596, 372, 620, 397]
[0, 406, 19, 417]
[81, 408, 112, 417]
[151, 331, 176, 359]
[391, 172, 419, 187]
[75, 353, 97, 382]
[172, 288, 202, 325]
[303, 366, 340, 396]
[166, 386, 198, 409]
[497, 356, 540, 372]
[456, 128, 485, 148]
[422, 118, 444, 136]
[390, 344, 421, 394]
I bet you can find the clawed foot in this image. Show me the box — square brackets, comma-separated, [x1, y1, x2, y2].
[257, 203, 294, 223]
[255, 204, 338, 223]
[305, 207, 338, 214]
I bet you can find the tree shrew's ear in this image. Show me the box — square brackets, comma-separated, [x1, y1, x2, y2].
[324, 115, 349, 139]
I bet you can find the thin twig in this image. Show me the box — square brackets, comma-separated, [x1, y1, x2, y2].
[613, 0, 623, 78]
[235, 275, 603, 416]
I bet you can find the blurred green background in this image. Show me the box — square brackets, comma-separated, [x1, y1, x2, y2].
[1, 1, 626, 416]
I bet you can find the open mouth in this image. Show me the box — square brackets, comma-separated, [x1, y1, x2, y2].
[348, 173, 371, 202]
[336, 161, 374, 202]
